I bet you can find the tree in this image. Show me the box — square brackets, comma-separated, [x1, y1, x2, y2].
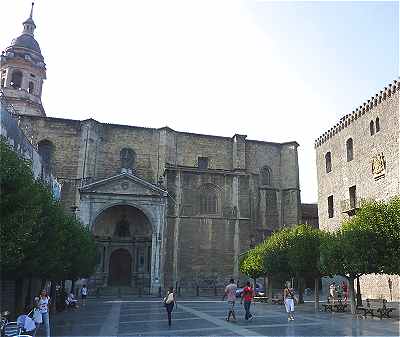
[1, 137, 97, 313]
[240, 245, 266, 280]
[0, 138, 42, 276]
[320, 220, 380, 314]
[286, 224, 322, 308]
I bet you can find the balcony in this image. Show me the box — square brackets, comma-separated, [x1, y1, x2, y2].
[341, 199, 362, 216]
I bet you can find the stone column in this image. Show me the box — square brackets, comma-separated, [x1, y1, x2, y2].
[232, 134, 247, 170]
[172, 171, 182, 285]
[233, 175, 240, 279]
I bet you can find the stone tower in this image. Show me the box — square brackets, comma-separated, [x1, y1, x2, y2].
[0, 3, 46, 116]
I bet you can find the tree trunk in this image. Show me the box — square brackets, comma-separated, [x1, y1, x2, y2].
[267, 276, 273, 301]
[50, 281, 56, 313]
[40, 279, 46, 290]
[263, 276, 267, 297]
[15, 278, 24, 316]
[314, 277, 320, 312]
[298, 278, 304, 304]
[356, 276, 362, 307]
[71, 279, 75, 294]
[25, 277, 33, 307]
[348, 276, 356, 314]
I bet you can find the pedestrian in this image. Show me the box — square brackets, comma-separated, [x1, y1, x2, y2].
[283, 282, 295, 321]
[163, 287, 175, 327]
[35, 289, 51, 337]
[240, 281, 254, 320]
[329, 282, 337, 300]
[222, 278, 237, 322]
[341, 281, 348, 303]
[80, 284, 88, 306]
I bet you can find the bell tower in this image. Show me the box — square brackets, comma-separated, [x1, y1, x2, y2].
[0, 2, 47, 116]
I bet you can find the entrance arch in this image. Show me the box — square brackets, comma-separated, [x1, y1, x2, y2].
[109, 249, 132, 286]
[92, 204, 153, 290]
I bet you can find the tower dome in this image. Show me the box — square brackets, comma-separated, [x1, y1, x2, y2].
[0, 2, 47, 117]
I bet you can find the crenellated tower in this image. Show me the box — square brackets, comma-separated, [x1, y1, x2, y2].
[0, 2, 46, 116]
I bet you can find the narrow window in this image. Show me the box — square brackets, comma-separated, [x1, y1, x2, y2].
[38, 139, 54, 173]
[0, 78, 4, 87]
[10, 70, 23, 89]
[198, 157, 209, 169]
[325, 152, 332, 173]
[346, 138, 353, 162]
[375, 117, 380, 132]
[370, 120, 375, 136]
[28, 81, 34, 94]
[328, 195, 334, 218]
[199, 184, 219, 215]
[260, 166, 272, 185]
[349, 186, 356, 209]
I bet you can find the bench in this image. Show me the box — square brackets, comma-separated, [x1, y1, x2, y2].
[271, 295, 284, 305]
[322, 297, 347, 312]
[254, 296, 269, 303]
[358, 299, 395, 319]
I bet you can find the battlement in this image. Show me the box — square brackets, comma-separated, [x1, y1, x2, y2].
[314, 78, 399, 148]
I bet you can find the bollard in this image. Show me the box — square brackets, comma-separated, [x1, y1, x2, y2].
[158, 286, 162, 298]
[196, 285, 199, 297]
[214, 285, 217, 297]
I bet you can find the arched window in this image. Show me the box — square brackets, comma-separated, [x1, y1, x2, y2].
[28, 81, 34, 94]
[370, 120, 375, 136]
[260, 166, 272, 185]
[120, 147, 136, 172]
[199, 184, 219, 215]
[38, 139, 54, 173]
[346, 138, 353, 162]
[10, 70, 23, 89]
[325, 152, 332, 173]
[375, 117, 380, 132]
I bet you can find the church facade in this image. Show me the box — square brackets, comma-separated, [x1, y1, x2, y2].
[1, 7, 301, 294]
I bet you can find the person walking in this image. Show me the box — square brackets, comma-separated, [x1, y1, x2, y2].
[163, 287, 176, 327]
[341, 281, 348, 303]
[329, 282, 337, 300]
[240, 281, 254, 321]
[80, 285, 88, 306]
[222, 278, 237, 322]
[35, 289, 51, 337]
[283, 282, 295, 321]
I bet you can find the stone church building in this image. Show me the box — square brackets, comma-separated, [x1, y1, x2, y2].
[1, 7, 301, 294]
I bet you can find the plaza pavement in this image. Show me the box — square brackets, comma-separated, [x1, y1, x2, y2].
[46, 297, 399, 336]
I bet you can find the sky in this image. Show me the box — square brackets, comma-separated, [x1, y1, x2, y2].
[1, 0, 398, 203]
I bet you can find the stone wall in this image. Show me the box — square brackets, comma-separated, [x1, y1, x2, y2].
[18, 114, 301, 289]
[315, 80, 400, 300]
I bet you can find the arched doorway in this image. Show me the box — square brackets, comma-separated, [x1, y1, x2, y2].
[109, 249, 132, 286]
[92, 204, 153, 290]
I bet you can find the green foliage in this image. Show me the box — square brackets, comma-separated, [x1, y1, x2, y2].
[240, 224, 321, 281]
[0, 138, 96, 281]
[263, 228, 292, 279]
[0, 138, 42, 273]
[239, 245, 265, 279]
[350, 198, 400, 275]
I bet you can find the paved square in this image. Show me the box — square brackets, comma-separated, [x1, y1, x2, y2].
[49, 297, 399, 336]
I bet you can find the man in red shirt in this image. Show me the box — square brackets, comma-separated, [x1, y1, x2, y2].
[240, 281, 255, 320]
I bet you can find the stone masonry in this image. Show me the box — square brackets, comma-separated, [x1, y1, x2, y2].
[1, 6, 301, 295]
[315, 79, 400, 301]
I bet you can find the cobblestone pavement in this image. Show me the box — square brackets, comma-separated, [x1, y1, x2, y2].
[47, 297, 399, 336]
